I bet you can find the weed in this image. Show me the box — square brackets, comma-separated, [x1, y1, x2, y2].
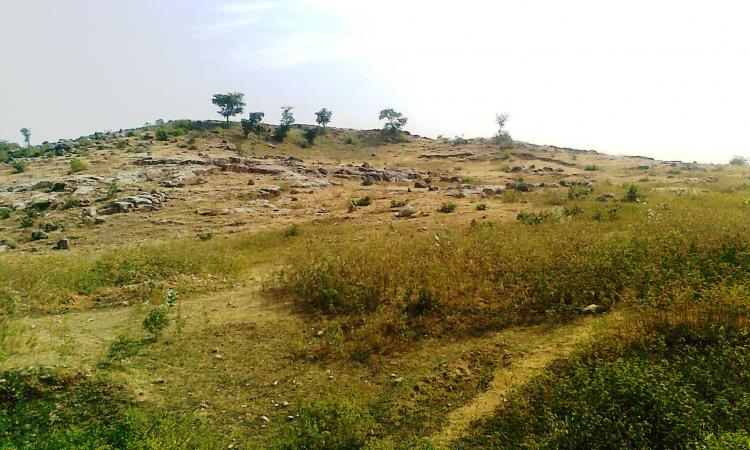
[438, 203, 457, 213]
[390, 199, 408, 208]
[274, 398, 376, 449]
[69, 159, 87, 173]
[476, 203, 487, 211]
[142, 306, 169, 341]
[351, 196, 372, 207]
[285, 223, 300, 237]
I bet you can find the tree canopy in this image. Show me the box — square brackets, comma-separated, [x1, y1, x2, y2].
[211, 93, 246, 123]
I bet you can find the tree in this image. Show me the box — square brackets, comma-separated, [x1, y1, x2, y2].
[272, 106, 295, 142]
[211, 93, 246, 123]
[379, 109, 407, 134]
[20, 128, 31, 147]
[315, 108, 333, 127]
[495, 113, 512, 149]
[280, 106, 295, 127]
[241, 112, 265, 137]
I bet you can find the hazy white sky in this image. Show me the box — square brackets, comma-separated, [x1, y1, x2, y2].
[2, 0, 749, 162]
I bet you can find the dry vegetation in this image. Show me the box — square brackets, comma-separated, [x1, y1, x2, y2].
[2, 120, 750, 448]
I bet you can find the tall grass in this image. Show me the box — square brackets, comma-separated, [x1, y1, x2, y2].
[0, 229, 289, 314]
[277, 193, 750, 357]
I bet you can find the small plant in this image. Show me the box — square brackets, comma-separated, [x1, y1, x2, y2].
[623, 184, 641, 202]
[275, 398, 375, 449]
[390, 199, 408, 208]
[439, 202, 457, 213]
[142, 306, 170, 341]
[476, 203, 487, 211]
[513, 178, 531, 192]
[584, 164, 599, 171]
[0, 207, 12, 220]
[19, 210, 36, 228]
[166, 289, 179, 308]
[69, 159, 87, 173]
[106, 334, 142, 362]
[501, 190, 520, 203]
[105, 181, 118, 200]
[351, 196, 371, 207]
[343, 136, 358, 145]
[11, 160, 27, 173]
[284, 223, 300, 237]
[568, 185, 593, 200]
[361, 177, 374, 186]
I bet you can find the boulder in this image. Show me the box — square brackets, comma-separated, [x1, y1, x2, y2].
[31, 230, 48, 240]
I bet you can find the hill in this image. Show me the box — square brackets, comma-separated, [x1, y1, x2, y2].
[2, 120, 750, 449]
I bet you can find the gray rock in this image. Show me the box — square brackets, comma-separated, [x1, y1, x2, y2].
[414, 181, 428, 188]
[397, 206, 416, 218]
[31, 231, 48, 240]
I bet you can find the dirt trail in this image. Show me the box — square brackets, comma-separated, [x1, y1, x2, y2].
[430, 312, 621, 448]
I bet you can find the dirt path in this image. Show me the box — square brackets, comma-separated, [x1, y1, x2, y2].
[430, 312, 620, 448]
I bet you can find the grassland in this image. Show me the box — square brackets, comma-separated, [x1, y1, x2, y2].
[2, 121, 750, 448]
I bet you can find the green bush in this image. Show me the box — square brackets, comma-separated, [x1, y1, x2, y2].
[584, 164, 599, 171]
[343, 136, 358, 145]
[274, 398, 375, 449]
[155, 128, 169, 141]
[623, 184, 641, 202]
[351, 196, 372, 207]
[0, 207, 12, 220]
[460, 319, 750, 449]
[69, 159, 87, 173]
[142, 306, 170, 340]
[438, 203, 456, 213]
[10, 160, 27, 173]
[285, 224, 300, 237]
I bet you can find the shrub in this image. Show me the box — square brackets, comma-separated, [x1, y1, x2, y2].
[105, 334, 142, 362]
[69, 159, 87, 173]
[0, 207, 12, 220]
[568, 185, 592, 200]
[10, 160, 27, 173]
[361, 177, 374, 186]
[438, 202, 456, 213]
[584, 164, 599, 171]
[303, 127, 320, 146]
[343, 136, 358, 145]
[351, 196, 371, 207]
[623, 184, 641, 202]
[476, 203, 487, 211]
[730, 155, 748, 166]
[272, 126, 290, 142]
[285, 224, 300, 237]
[274, 398, 375, 449]
[105, 181, 118, 200]
[513, 178, 530, 192]
[142, 306, 170, 340]
[155, 128, 168, 141]
[390, 200, 408, 208]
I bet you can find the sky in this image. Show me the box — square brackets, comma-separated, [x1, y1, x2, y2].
[1, 0, 749, 163]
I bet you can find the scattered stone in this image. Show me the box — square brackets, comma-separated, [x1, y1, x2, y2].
[31, 231, 48, 240]
[414, 181, 428, 188]
[397, 206, 416, 218]
[582, 304, 603, 314]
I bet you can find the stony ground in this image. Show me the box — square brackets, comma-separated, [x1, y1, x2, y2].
[0, 122, 729, 448]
